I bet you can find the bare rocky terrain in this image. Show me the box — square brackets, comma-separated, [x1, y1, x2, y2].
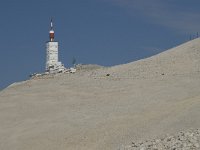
[1, 38, 200, 150]
[121, 128, 200, 150]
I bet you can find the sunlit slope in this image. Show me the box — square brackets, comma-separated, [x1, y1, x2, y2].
[94, 38, 200, 79]
[1, 39, 200, 150]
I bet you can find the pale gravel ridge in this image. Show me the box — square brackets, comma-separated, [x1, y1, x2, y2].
[90, 38, 200, 79]
[1, 38, 200, 150]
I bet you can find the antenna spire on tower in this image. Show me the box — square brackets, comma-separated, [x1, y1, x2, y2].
[50, 17, 53, 30]
[49, 17, 55, 42]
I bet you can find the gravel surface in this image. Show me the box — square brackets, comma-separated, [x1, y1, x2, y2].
[1, 39, 200, 150]
[120, 129, 200, 150]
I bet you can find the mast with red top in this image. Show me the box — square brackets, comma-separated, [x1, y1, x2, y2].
[46, 18, 66, 73]
[49, 18, 54, 42]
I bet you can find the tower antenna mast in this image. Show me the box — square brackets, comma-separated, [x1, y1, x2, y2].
[49, 18, 54, 42]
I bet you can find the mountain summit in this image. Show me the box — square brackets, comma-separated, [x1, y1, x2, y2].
[1, 39, 200, 150]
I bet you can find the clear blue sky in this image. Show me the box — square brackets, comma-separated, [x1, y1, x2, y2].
[0, 0, 200, 89]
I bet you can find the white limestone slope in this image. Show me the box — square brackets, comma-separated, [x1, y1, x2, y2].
[1, 38, 200, 150]
[92, 38, 200, 79]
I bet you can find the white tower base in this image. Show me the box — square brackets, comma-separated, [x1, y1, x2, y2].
[46, 41, 65, 73]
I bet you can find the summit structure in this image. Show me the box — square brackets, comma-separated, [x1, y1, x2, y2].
[45, 19, 65, 73]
